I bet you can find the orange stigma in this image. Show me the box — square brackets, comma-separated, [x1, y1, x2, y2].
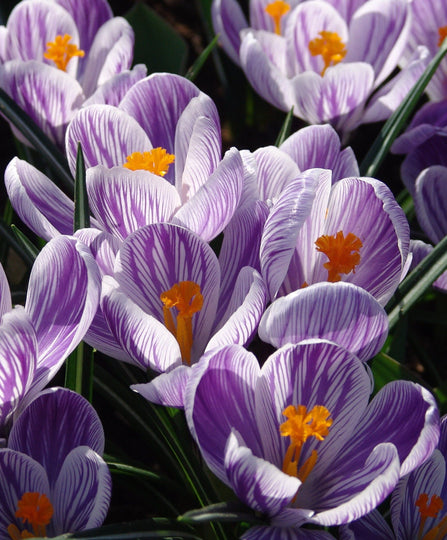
[123, 148, 175, 177]
[315, 231, 362, 282]
[309, 30, 347, 75]
[438, 26, 447, 47]
[280, 405, 332, 482]
[7, 492, 53, 539]
[265, 1, 290, 35]
[44, 34, 84, 71]
[160, 281, 203, 365]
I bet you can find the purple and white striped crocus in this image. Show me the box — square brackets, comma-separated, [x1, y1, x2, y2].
[0, 235, 100, 436]
[184, 340, 440, 539]
[0, 0, 142, 147]
[212, 0, 428, 135]
[260, 168, 411, 306]
[0, 387, 111, 539]
[341, 415, 447, 540]
[101, 222, 268, 408]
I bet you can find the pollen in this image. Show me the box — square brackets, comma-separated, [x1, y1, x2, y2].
[44, 34, 84, 71]
[160, 281, 203, 365]
[280, 404, 332, 482]
[7, 492, 53, 539]
[265, 0, 290, 35]
[315, 230, 362, 282]
[123, 148, 175, 177]
[308, 30, 347, 75]
[438, 26, 447, 47]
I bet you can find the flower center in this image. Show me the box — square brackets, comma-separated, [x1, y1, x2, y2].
[43, 34, 84, 71]
[438, 26, 447, 47]
[416, 493, 447, 540]
[308, 30, 347, 75]
[7, 492, 53, 539]
[123, 149, 175, 177]
[280, 405, 332, 482]
[265, 0, 290, 35]
[160, 281, 203, 365]
[315, 230, 362, 282]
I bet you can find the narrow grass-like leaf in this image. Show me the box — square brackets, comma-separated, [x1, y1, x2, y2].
[74, 143, 90, 231]
[360, 38, 447, 178]
[186, 35, 220, 81]
[0, 88, 74, 193]
[369, 351, 428, 394]
[275, 107, 294, 147]
[386, 235, 447, 330]
[9, 223, 39, 264]
[179, 502, 264, 525]
[64, 341, 85, 394]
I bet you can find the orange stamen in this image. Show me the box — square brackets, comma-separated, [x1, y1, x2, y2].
[265, 1, 290, 35]
[315, 230, 362, 282]
[309, 30, 347, 75]
[438, 26, 447, 47]
[123, 148, 175, 177]
[8, 492, 53, 539]
[44, 34, 84, 71]
[160, 281, 203, 365]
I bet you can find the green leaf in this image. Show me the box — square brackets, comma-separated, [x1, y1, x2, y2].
[185, 35, 220, 81]
[360, 37, 447, 178]
[0, 88, 74, 193]
[369, 352, 427, 394]
[386, 234, 447, 330]
[9, 224, 39, 264]
[74, 143, 90, 231]
[179, 502, 264, 526]
[275, 107, 294, 147]
[125, 4, 188, 74]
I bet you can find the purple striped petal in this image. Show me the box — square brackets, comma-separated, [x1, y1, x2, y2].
[120, 73, 202, 156]
[225, 430, 301, 515]
[80, 17, 134, 97]
[207, 267, 267, 349]
[173, 147, 244, 241]
[25, 236, 100, 392]
[132, 365, 191, 408]
[52, 446, 111, 534]
[0, 307, 36, 431]
[341, 509, 394, 540]
[87, 165, 181, 240]
[414, 165, 447, 244]
[5, 157, 74, 240]
[212, 0, 247, 64]
[115, 224, 220, 360]
[0, 263, 12, 319]
[8, 387, 105, 488]
[66, 104, 151, 172]
[243, 525, 335, 540]
[0, 449, 49, 536]
[101, 276, 182, 371]
[279, 124, 359, 182]
[259, 282, 388, 361]
[0, 60, 84, 147]
[260, 169, 322, 299]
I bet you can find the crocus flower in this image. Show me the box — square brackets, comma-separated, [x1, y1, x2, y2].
[0, 387, 111, 539]
[101, 222, 268, 408]
[260, 167, 410, 305]
[341, 415, 447, 540]
[212, 0, 427, 135]
[0, 0, 142, 147]
[0, 235, 100, 436]
[184, 340, 439, 538]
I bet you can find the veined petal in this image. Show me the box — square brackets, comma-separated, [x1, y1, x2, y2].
[65, 104, 151, 172]
[173, 147, 244, 241]
[207, 267, 267, 349]
[80, 17, 134, 97]
[9, 387, 105, 487]
[120, 73, 202, 156]
[52, 447, 111, 535]
[115, 224, 220, 360]
[0, 60, 84, 147]
[87, 165, 181, 240]
[0, 263, 12, 319]
[414, 165, 447, 244]
[132, 365, 191, 408]
[279, 124, 359, 182]
[212, 0, 248, 64]
[225, 430, 301, 516]
[341, 509, 394, 540]
[184, 345, 262, 482]
[25, 236, 100, 392]
[243, 525, 335, 540]
[0, 307, 36, 431]
[258, 282, 388, 361]
[5, 157, 74, 240]
[101, 276, 182, 371]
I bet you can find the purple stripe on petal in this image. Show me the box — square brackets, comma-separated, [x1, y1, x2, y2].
[414, 165, 447, 244]
[341, 509, 394, 540]
[132, 365, 191, 408]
